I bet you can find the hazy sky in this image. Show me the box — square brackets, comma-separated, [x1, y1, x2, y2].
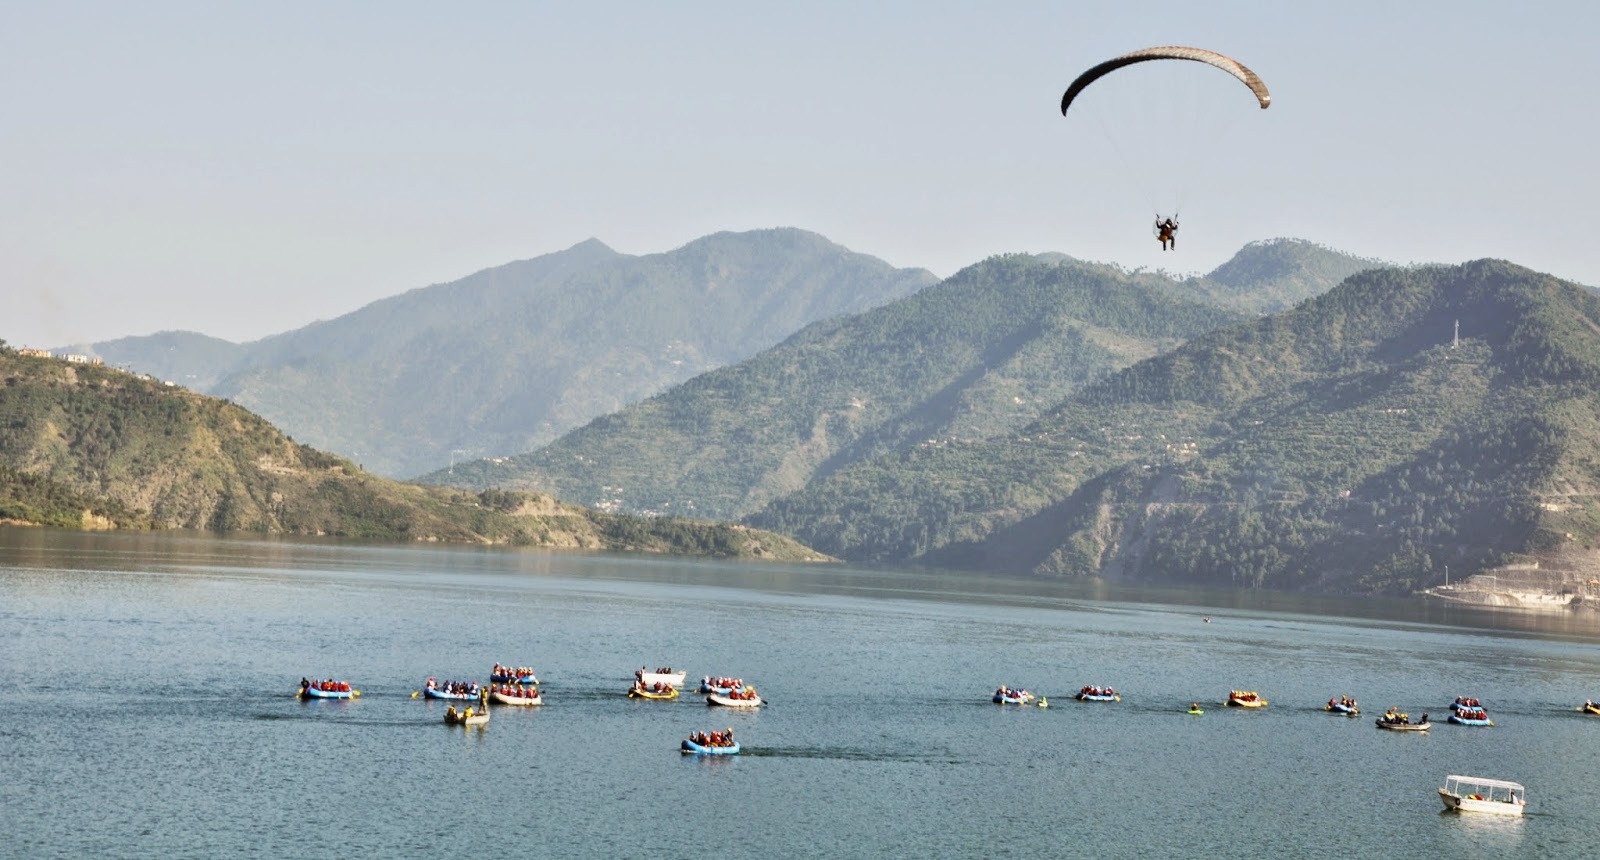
[4, 2, 1594, 348]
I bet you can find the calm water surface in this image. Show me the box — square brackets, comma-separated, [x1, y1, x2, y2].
[3, 529, 1598, 858]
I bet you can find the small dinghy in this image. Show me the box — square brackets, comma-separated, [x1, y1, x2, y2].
[298, 679, 358, 699]
[707, 689, 762, 708]
[992, 686, 1036, 706]
[489, 685, 543, 706]
[629, 683, 679, 700]
[443, 704, 489, 727]
[698, 676, 745, 695]
[1448, 709, 1494, 727]
[489, 664, 539, 685]
[422, 680, 480, 701]
[1375, 710, 1430, 732]
[1324, 697, 1359, 716]
[682, 731, 740, 755]
[1226, 691, 1267, 708]
[1075, 686, 1120, 702]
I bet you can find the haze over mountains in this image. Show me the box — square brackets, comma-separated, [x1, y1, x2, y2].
[71, 229, 937, 477]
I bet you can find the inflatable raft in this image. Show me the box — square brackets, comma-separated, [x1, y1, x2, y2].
[707, 692, 763, 708]
[490, 688, 543, 706]
[681, 738, 740, 755]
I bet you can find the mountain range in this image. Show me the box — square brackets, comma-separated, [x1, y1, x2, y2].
[432, 239, 1380, 520]
[750, 259, 1600, 593]
[71, 229, 937, 477]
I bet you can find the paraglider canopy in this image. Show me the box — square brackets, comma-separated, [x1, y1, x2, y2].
[1060, 46, 1270, 116]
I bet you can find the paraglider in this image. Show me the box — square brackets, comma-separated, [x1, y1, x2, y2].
[1059, 46, 1270, 117]
[1156, 215, 1178, 251]
[1059, 47, 1270, 248]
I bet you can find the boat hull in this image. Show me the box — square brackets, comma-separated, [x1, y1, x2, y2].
[992, 694, 1034, 706]
[300, 686, 353, 699]
[444, 710, 489, 726]
[1325, 703, 1359, 715]
[629, 687, 679, 700]
[490, 690, 543, 706]
[707, 693, 762, 708]
[1076, 693, 1120, 702]
[681, 739, 740, 755]
[424, 687, 477, 701]
[1439, 789, 1524, 815]
[1226, 697, 1267, 708]
[1448, 714, 1494, 727]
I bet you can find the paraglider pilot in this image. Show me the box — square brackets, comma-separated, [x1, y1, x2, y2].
[1156, 216, 1178, 251]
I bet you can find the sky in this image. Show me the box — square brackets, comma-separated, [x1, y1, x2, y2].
[3, 1, 1595, 348]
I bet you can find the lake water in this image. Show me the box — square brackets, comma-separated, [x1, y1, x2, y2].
[3, 528, 1598, 858]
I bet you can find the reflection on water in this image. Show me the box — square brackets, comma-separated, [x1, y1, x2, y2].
[3, 526, 1595, 641]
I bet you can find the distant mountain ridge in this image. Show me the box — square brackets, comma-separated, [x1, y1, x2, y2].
[432, 238, 1381, 522]
[66, 229, 938, 477]
[431, 253, 1249, 517]
[750, 259, 1600, 593]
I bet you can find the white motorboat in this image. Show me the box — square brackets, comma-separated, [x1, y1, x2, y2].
[1438, 775, 1526, 816]
[635, 667, 686, 688]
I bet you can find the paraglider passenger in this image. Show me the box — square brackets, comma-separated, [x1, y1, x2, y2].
[1156, 216, 1178, 251]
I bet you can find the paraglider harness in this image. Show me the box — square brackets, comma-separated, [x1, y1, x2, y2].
[1154, 214, 1178, 250]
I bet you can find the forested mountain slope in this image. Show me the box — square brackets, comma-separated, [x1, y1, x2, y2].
[751, 260, 1600, 593]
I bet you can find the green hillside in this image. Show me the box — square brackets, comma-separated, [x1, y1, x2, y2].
[0, 348, 827, 561]
[431, 253, 1246, 519]
[1185, 238, 1386, 313]
[750, 260, 1600, 593]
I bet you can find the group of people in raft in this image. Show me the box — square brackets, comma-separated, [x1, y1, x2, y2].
[1228, 691, 1263, 703]
[702, 676, 744, 690]
[688, 728, 736, 748]
[491, 664, 537, 681]
[491, 683, 541, 700]
[1379, 707, 1429, 726]
[1327, 695, 1358, 710]
[426, 678, 481, 697]
[1079, 685, 1117, 698]
[301, 678, 350, 693]
[632, 680, 676, 694]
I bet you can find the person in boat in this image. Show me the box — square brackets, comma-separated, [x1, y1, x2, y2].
[1156, 216, 1178, 251]
[1419, 713, 1429, 724]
